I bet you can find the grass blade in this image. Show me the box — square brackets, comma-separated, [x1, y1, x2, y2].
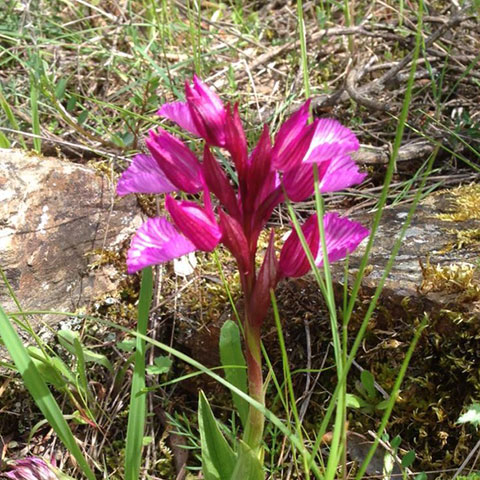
[124, 267, 153, 480]
[0, 305, 96, 480]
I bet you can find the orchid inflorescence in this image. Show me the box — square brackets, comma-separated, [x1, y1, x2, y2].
[1, 457, 59, 480]
[117, 76, 369, 451]
[118, 75, 368, 283]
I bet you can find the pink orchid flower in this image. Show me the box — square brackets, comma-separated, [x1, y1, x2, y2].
[2, 457, 60, 480]
[117, 76, 371, 453]
[118, 76, 368, 298]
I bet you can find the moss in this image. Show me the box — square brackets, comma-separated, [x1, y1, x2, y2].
[419, 258, 480, 303]
[441, 228, 480, 253]
[436, 183, 480, 222]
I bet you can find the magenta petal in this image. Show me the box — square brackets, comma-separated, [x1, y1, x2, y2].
[282, 160, 331, 202]
[203, 146, 241, 219]
[319, 155, 366, 192]
[279, 213, 369, 277]
[116, 154, 176, 196]
[218, 209, 250, 274]
[248, 230, 279, 326]
[146, 128, 203, 194]
[157, 101, 201, 137]
[225, 103, 248, 179]
[192, 75, 225, 113]
[314, 212, 369, 266]
[272, 100, 314, 171]
[278, 215, 319, 278]
[304, 118, 359, 164]
[185, 76, 227, 147]
[165, 196, 221, 251]
[127, 217, 196, 274]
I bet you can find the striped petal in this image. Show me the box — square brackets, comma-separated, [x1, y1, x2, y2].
[319, 155, 366, 193]
[127, 217, 196, 274]
[158, 101, 201, 137]
[279, 213, 369, 278]
[304, 118, 359, 164]
[165, 196, 222, 252]
[116, 154, 176, 196]
[146, 128, 203, 194]
[314, 212, 369, 266]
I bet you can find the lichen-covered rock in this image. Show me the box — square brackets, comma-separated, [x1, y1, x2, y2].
[0, 149, 142, 324]
[337, 183, 480, 315]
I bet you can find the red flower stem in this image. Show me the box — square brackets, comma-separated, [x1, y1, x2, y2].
[243, 315, 264, 450]
[241, 268, 265, 452]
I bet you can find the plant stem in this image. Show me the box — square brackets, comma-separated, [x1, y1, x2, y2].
[243, 318, 264, 451]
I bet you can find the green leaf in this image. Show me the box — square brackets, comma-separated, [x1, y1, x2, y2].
[219, 320, 248, 428]
[361, 370, 376, 399]
[146, 355, 172, 375]
[414, 473, 427, 480]
[198, 391, 236, 480]
[0, 130, 10, 148]
[66, 95, 76, 112]
[125, 267, 153, 480]
[117, 338, 136, 352]
[376, 399, 390, 410]
[458, 403, 480, 427]
[401, 450, 416, 468]
[231, 440, 264, 480]
[391, 435, 402, 450]
[55, 78, 68, 100]
[0, 305, 96, 480]
[57, 329, 113, 372]
[345, 393, 368, 409]
[77, 110, 88, 125]
[27, 346, 74, 389]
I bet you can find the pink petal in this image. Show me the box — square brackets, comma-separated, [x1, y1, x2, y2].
[272, 100, 314, 171]
[146, 128, 203, 194]
[185, 76, 227, 147]
[279, 213, 369, 278]
[282, 160, 331, 202]
[192, 75, 225, 113]
[319, 155, 367, 192]
[157, 101, 201, 137]
[278, 215, 319, 278]
[218, 209, 250, 275]
[116, 154, 176, 196]
[165, 196, 221, 251]
[225, 103, 248, 179]
[314, 213, 369, 266]
[203, 146, 241, 219]
[127, 218, 196, 274]
[304, 118, 359, 164]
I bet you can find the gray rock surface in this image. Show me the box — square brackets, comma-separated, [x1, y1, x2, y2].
[0, 149, 142, 323]
[336, 183, 480, 315]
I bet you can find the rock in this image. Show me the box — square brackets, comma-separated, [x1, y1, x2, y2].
[0, 149, 142, 324]
[337, 183, 480, 316]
